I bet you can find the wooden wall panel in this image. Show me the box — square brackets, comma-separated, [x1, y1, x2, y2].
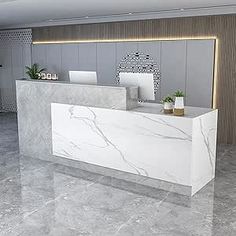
[32, 14, 236, 145]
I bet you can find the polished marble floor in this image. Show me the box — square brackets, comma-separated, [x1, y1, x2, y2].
[0, 113, 236, 236]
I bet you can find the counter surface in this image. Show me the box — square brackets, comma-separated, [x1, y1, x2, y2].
[132, 103, 214, 118]
[18, 79, 138, 89]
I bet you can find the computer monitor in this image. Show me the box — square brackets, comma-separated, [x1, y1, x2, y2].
[119, 72, 155, 101]
[69, 71, 97, 85]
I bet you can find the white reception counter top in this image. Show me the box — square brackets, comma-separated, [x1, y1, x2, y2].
[131, 102, 213, 118]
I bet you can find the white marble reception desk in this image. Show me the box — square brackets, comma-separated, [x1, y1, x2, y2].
[51, 102, 218, 196]
[16, 80, 218, 197]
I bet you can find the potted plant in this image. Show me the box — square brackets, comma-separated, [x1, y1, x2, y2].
[161, 95, 174, 114]
[25, 63, 46, 80]
[173, 90, 185, 116]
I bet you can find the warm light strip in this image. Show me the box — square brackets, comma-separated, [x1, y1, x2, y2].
[212, 38, 219, 109]
[32, 36, 219, 109]
[33, 36, 218, 44]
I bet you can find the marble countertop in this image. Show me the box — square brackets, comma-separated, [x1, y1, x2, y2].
[131, 103, 215, 119]
[17, 79, 138, 90]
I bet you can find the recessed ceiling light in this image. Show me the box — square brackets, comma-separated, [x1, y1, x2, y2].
[128, 12, 133, 15]
[85, 16, 89, 18]
[180, 8, 185, 11]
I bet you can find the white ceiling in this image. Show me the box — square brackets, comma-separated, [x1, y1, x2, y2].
[0, 0, 236, 28]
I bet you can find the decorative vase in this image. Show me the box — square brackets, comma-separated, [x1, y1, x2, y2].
[163, 102, 173, 114]
[40, 72, 46, 80]
[174, 97, 184, 116]
[52, 74, 58, 80]
[47, 73, 52, 80]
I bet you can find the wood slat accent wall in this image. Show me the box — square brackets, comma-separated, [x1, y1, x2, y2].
[32, 14, 236, 144]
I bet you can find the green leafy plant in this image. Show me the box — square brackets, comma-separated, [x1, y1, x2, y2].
[161, 95, 174, 103]
[174, 90, 185, 97]
[25, 63, 46, 79]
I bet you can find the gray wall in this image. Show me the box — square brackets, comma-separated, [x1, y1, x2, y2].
[32, 39, 215, 108]
[0, 33, 215, 111]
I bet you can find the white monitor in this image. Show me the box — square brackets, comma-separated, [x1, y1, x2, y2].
[119, 72, 155, 101]
[69, 71, 97, 85]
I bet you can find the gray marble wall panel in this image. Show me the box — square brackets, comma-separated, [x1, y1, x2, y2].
[32, 39, 215, 108]
[22, 44, 32, 76]
[32, 44, 47, 69]
[46, 45, 62, 76]
[186, 40, 215, 107]
[78, 43, 97, 71]
[160, 41, 187, 99]
[138, 41, 162, 101]
[97, 43, 117, 84]
[61, 44, 79, 81]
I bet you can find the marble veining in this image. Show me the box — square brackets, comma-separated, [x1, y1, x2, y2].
[52, 104, 193, 185]
[52, 103, 218, 196]
[132, 112, 192, 142]
[190, 111, 218, 195]
[69, 105, 148, 176]
[199, 118, 216, 173]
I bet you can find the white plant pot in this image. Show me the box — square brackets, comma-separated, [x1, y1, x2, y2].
[163, 102, 173, 114]
[174, 97, 184, 116]
[174, 97, 184, 109]
[164, 102, 173, 110]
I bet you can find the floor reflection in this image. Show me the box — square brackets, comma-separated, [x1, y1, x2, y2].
[0, 113, 236, 235]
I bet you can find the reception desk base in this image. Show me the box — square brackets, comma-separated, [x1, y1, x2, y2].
[51, 103, 217, 197]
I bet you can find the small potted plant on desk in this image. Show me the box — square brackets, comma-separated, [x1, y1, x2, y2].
[173, 90, 185, 116]
[161, 95, 174, 114]
[25, 63, 46, 80]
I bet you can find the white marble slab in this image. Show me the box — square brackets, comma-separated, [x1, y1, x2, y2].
[51, 103, 218, 196]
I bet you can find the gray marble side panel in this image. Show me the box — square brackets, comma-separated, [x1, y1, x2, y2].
[126, 86, 139, 110]
[16, 80, 138, 110]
